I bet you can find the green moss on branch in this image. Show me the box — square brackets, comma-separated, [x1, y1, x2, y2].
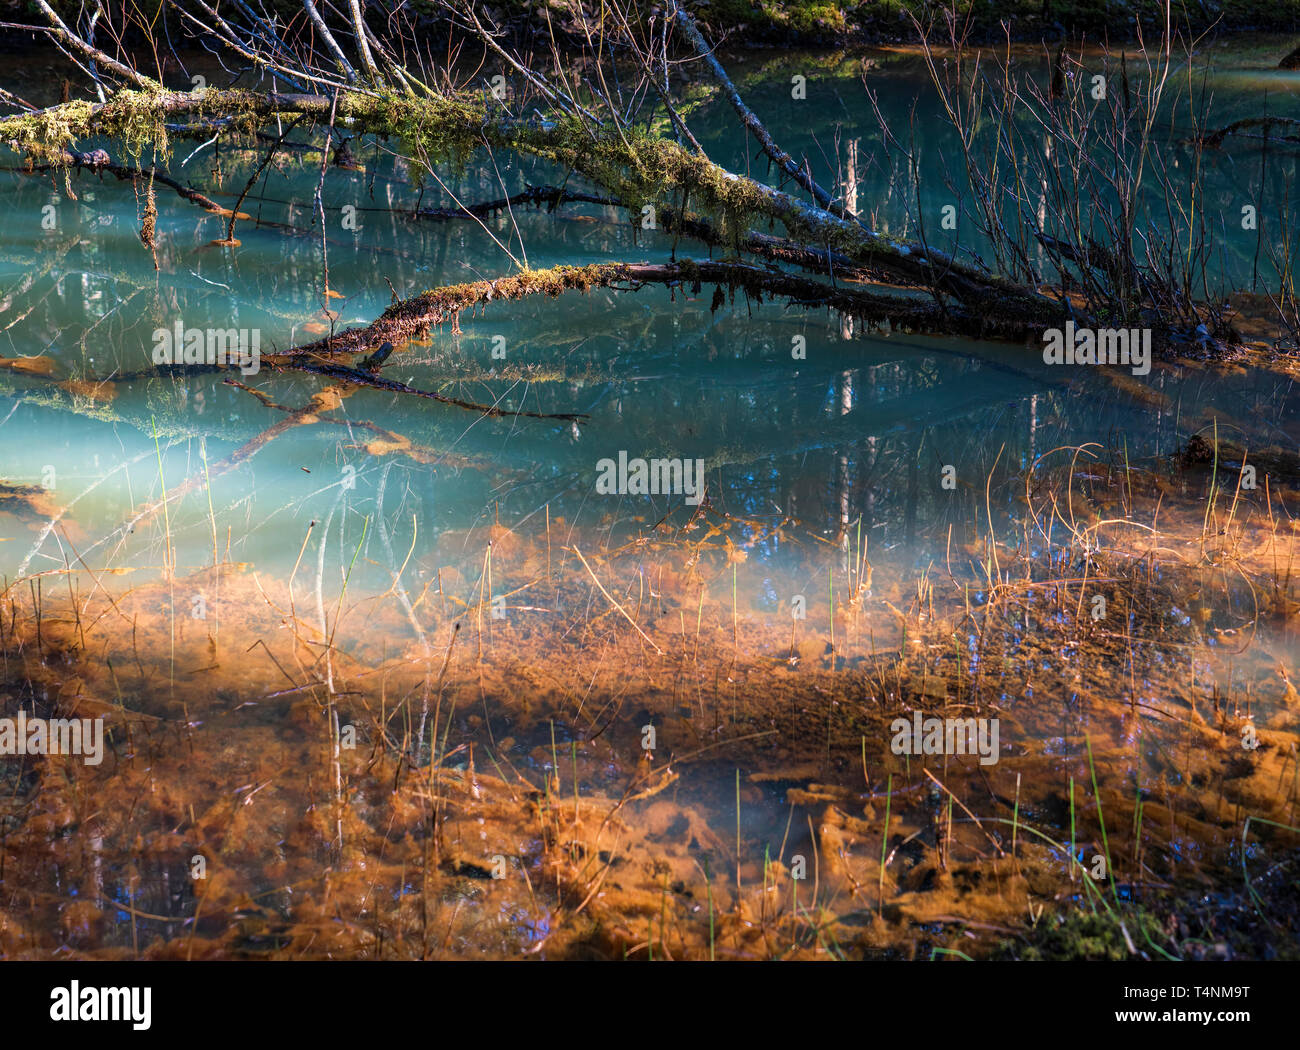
[0, 86, 1056, 320]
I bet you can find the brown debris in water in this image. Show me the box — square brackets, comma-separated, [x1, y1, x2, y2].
[0, 451, 1297, 959]
[0, 482, 61, 527]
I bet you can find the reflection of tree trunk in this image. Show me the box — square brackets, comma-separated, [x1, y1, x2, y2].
[837, 452, 851, 566]
[862, 435, 877, 536]
[1028, 393, 1038, 470]
[1156, 371, 1165, 456]
[86, 830, 104, 918]
[840, 140, 859, 346]
[845, 138, 859, 219]
[835, 369, 854, 559]
[1037, 134, 1049, 273]
[905, 430, 920, 550]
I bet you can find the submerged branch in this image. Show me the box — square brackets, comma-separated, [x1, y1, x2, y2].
[5, 148, 238, 216]
[0, 341, 587, 427]
[414, 183, 620, 221]
[1198, 117, 1300, 148]
[268, 355, 590, 423]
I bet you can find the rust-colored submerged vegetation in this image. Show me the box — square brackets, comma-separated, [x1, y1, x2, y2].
[0, 440, 1296, 960]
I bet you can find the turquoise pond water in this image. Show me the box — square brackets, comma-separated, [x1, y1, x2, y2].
[0, 41, 1295, 597]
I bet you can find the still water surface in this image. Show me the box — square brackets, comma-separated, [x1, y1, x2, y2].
[0, 40, 1296, 958]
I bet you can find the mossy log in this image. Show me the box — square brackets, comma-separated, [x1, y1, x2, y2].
[0, 87, 1068, 327]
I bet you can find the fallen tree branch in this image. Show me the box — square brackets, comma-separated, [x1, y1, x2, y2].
[0, 88, 1061, 325]
[1035, 232, 1176, 312]
[4, 148, 237, 216]
[413, 183, 620, 221]
[31, 0, 159, 91]
[302, 0, 360, 85]
[661, 211, 915, 288]
[279, 256, 1237, 366]
[279, 259, 1051, 368]
[671, 1, 843, 219]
